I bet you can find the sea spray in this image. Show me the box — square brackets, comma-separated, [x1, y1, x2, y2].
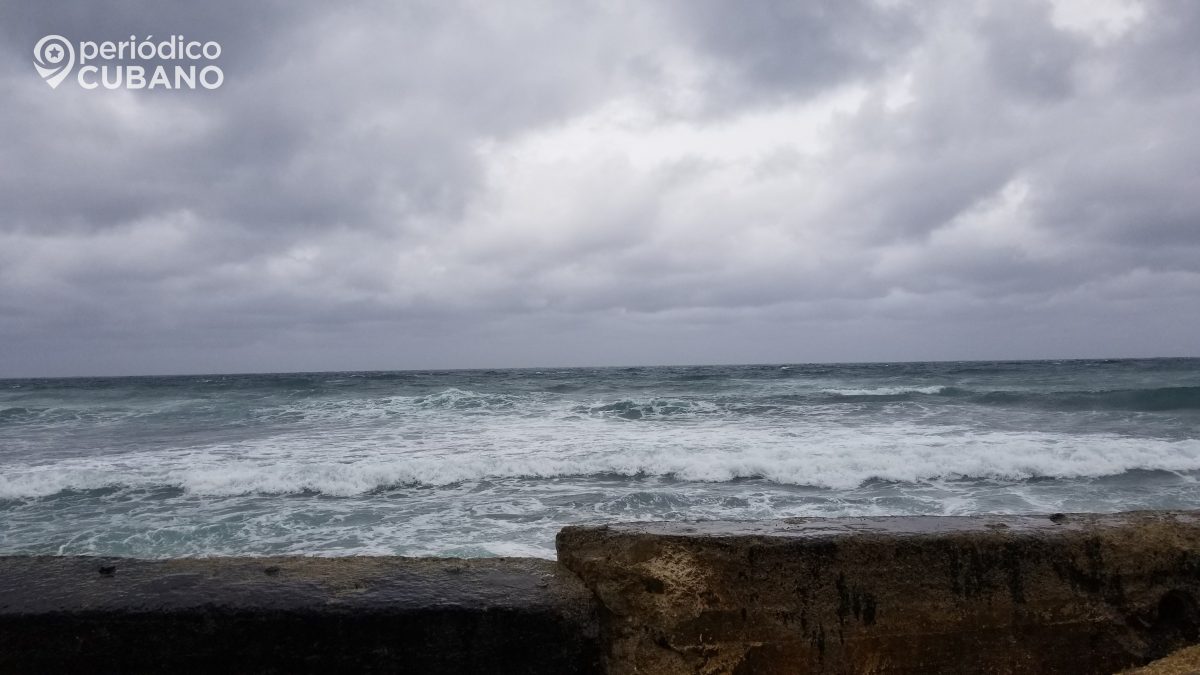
[2, 358, 1198, 558]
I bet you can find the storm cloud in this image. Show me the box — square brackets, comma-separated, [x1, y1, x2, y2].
[0, 0, 1197, 376]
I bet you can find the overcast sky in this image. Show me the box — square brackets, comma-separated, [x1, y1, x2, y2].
[0, 0, 1197, 377]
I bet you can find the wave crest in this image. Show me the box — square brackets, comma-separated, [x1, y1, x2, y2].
[578, 398, 719, 420]
[411, 388, 520, 410]
[823, 386, 948, 397]
[3, 432, 1198, 499]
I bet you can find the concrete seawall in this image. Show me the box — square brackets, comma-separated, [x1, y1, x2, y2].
[4, 511, 1200, 673]
[558, 511, 1200, 674]
[0, 556, 603, 673]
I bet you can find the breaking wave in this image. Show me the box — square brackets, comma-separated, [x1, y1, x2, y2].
[3, 432, 1198, 499]
[3, 360, 1199, 558]
[823, 386, 948, 397]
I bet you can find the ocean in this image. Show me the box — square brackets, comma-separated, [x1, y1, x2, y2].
[1, 358, 1198, 559]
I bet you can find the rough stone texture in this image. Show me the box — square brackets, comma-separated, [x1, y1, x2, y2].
[0, 556, 602, 674]
[557, 511, 1200, 675]
[1118, 638, 1200, 672]
[1119, 644, 1200, 675]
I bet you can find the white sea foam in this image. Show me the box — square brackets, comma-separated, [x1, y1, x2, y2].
[822, 386, 948, 396]
[4, 363, 1199, 559]
[3, 425, 1199, 499]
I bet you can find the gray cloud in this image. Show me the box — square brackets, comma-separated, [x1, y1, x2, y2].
[0, 0, 1197, 376]
[661, 0, 921, 108]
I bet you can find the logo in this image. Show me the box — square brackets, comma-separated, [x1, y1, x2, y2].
[33, 34, 223, 90]
[33, 35, 74, 89]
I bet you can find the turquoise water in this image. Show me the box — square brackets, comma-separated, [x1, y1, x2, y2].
[1, 358, 1198, 558]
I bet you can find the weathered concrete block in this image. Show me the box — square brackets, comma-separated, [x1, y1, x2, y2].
[0, 556, 602, 674]
[557, 511, 1200, 675]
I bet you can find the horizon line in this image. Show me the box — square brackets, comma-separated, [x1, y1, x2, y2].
[2, 354, 1196, 382]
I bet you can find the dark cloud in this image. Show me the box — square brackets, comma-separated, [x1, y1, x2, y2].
[665, 0, 920, 107]
[0, 0, 1197, 376]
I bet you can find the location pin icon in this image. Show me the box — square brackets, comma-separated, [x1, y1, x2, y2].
[34, 35, 74, 89]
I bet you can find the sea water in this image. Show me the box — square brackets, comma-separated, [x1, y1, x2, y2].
[1, 358, 1198, 558]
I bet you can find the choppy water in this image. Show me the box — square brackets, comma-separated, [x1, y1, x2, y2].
[1, 358, 1198, 558]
